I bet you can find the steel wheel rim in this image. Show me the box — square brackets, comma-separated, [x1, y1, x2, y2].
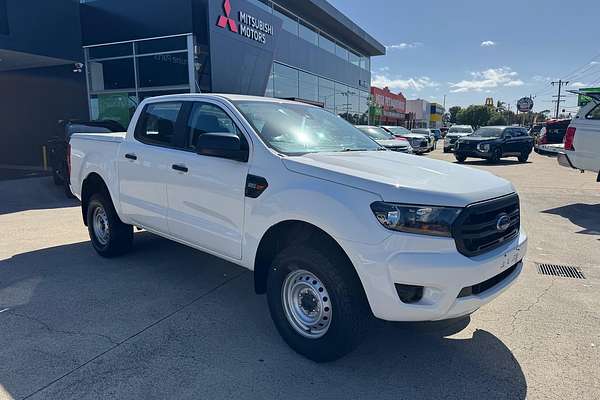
[92, 206, 109, 246]
[282, 269, 332, 339]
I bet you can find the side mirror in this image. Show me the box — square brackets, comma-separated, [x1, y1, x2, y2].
[196, 132, 248, 162]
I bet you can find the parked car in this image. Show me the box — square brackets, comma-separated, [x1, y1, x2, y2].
[454, 126, 533, 163]
[444, 125, 475, 153]
[47, 119, 124, 197]
[534, 118, 571, 154]
[411, 128, 436, 151]
[70, 94, 527, 362]
[381, 126, 429, 154]
[558, 91, 600, 182]
[355, 125, 412, 153]
[528, 123, 545, 138]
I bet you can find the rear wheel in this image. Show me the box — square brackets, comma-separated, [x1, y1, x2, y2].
[455, 153, 467, 163]
[87, 194, 133, 257]
[267, 244, 370, 362]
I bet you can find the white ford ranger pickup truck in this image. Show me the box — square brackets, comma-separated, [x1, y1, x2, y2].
[70, 94, 527, 362]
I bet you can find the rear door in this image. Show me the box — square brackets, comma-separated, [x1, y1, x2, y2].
[165, 100, 250, 260]
[117, 101, 186, 233]
[574, 101, 600, 172]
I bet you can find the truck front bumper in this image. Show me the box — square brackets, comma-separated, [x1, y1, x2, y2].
[339, 231, 527, 321]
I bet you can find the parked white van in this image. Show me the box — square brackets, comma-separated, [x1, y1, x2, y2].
[558, 91, 600, 182]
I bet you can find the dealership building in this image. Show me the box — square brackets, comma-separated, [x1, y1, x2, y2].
[0, 0, 385, 167]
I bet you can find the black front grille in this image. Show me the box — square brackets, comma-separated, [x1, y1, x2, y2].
[456, 141, 476, 151]
[410, 138, 427, 148]
[457, 263, 519, 298]
[452, 194, 520, 257]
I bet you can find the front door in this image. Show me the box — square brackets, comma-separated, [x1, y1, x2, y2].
[166, 101, 249, 260]
[117, 101, 185, 233]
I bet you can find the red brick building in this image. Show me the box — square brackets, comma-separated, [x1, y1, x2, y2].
[370, 86, 406, 126]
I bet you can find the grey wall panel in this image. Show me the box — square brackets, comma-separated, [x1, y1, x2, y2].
[0, 0, 83, 62]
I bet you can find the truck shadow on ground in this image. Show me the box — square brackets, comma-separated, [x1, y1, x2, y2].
[0, 176, 78, 216]
[454, 159, 530, 167]
[542, 203, 600, 237]
[0, 233, 527, 400]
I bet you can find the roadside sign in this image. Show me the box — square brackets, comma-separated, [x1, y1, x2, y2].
[517, 97, 534, 112]
[577, 87, 600, 107]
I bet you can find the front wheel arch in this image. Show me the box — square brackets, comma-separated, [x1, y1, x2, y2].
[253, 220, 364, 298]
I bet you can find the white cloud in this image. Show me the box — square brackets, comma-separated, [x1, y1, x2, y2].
[571, 82, 588, 88]
[378, 66, 390, 72]
[372, 73, 439, 92]
[481, 41, 496, 47]
[590, 61, 599, 66]
[386, 42, 423, 50]
[533, 75, 551, 82]
[449, 67, 524, 93]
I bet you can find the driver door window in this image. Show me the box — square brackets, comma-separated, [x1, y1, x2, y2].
[186, 103, 244, 151]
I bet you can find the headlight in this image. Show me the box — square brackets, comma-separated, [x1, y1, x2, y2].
[477, 143, 490, 152]
[370, 202, 461, 237]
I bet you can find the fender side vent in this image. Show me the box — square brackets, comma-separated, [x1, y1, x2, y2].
[536, 263, 585, 279]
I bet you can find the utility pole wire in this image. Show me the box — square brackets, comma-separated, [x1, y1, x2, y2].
[551, 80, 569, 119]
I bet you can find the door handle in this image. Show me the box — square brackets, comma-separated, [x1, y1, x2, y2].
[172, 164, 188, 173]
[125, 153, 137, 161]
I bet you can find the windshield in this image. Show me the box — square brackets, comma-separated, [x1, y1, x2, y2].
[449, 126, 473, 133]
[357, 126, 394, 140]
[473, 127, 503, 137]
[234, 101, 382, 154]
[383, 126, 411, 136]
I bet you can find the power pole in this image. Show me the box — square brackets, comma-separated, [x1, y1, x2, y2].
[551, 80, 569, 119]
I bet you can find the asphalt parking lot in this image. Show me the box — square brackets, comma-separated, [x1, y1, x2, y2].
[1, 149, 598, 400]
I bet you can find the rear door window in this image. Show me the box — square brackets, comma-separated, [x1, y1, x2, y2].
[586, 104, 600, 120]
[135, 102, 184, 147]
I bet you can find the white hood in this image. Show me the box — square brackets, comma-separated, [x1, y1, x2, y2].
[376, 139, 410, 148]
[282, 151, 514, 207]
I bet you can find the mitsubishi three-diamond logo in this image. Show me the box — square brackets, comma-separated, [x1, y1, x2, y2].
[217, 0, 238, 33]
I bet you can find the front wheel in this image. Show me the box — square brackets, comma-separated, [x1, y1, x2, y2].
[518, 151, 530, 163]
[267, 244, 370, 362]
[87, 194, 133, 257]
[455, 154, 467, 163]
[489, 148, 502, 163]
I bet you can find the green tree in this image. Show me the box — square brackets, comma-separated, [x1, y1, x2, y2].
[457, 105, 492, 128]
[448, 106, 462, 123]
[487, 113, 508, 126]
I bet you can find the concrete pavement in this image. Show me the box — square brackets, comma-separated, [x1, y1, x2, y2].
[0, 150, 598, 399]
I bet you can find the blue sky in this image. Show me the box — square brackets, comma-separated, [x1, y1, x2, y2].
[329, 0, 600, 114]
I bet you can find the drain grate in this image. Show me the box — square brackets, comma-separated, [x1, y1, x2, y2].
[536, 263, 586, 279]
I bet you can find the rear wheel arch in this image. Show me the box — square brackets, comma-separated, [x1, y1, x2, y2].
[81, 172, 112, 226]
[253, 220, 363, 297]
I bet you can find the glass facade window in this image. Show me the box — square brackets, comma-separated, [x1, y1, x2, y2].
[299, 71, 318, 102]
[135, 36, 187, 54]
[335, 44, 349, 61]
[274, 5, 298, 36]
[318, 34, 336, 55]
[137, 52, 189, 88]
[89, 58, 136, 91]
[299, 20, 318, 46]
[247, 0, 272, 13]
[88, 43, 133, 60]
[86, 34, 194, 127]
[273, 63, 299, 99]
[318, 77, 335, 112]
[349, 51, 360, 67]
